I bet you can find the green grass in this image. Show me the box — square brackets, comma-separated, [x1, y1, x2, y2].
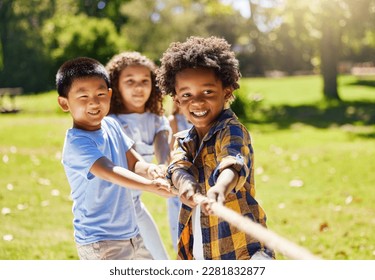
[0, 75, 374, 260]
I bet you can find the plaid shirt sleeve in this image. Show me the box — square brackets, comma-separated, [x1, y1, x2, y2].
[167, 130, 199, 189]
[212, 124, 252, 192]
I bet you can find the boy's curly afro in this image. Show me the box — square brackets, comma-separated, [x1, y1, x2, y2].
[156, 36, 241, 97]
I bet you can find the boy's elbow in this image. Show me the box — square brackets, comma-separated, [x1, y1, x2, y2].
[90, 157, 116, 179]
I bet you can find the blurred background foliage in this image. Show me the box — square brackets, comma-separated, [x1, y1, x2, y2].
[0, 0, 374, 99]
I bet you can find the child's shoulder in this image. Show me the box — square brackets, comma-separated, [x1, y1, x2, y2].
[215, 112, 251, 140]
[216, 109, 247, 129]
[146, 111, 169, 121]
[103, 115, 122, 130]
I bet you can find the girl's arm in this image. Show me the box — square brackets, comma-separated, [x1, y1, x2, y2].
[126, 147, 168, 181]
[154, 130, 171, 165]
[168, 115, 178, 150]
[126, 147, 146, 172]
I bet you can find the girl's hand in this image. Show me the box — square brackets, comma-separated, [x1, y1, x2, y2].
[151, 178, 175, 198]
[148, 164, 167, 179]
[153, 187, 176, 198]
[151, 177, 171, 191]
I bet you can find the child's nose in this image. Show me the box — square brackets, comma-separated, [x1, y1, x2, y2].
[90, 96, 100, 105]
[135, 82, 145, 91]
[192, 96, 205, 105]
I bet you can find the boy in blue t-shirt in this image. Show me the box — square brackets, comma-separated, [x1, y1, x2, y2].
[56, 57, 173, 260]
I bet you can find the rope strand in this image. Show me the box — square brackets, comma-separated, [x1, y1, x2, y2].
[190, 192, 321, 260]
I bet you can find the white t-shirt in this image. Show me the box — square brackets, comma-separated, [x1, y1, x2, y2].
[108, 113, 171, 198]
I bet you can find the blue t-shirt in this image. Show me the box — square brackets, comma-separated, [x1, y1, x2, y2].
[61, 117, 138, 245]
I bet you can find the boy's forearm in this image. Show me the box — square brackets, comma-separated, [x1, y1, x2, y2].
[112, 165, 154, 191]
[91, 157, 154, 192]
[171, 168, 196, 190]
[214, 167, 239, 196]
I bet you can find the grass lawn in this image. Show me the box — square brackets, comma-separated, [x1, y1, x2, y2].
[0, 75, 374, 260]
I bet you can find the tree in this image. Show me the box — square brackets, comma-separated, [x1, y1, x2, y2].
[42, 14, 127, 87]
[0, 0, 53, 92]
[76, 0, 131, 32]
[0, 0, 128, 92]
[118, 0, 245, 61]
[274, 0, 375, 101]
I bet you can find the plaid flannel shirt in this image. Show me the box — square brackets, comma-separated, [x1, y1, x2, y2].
[167, 109, 274, 260]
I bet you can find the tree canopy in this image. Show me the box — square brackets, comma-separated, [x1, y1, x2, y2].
[0, 0, 374, 98]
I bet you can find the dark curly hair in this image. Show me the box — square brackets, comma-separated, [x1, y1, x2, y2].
[106, 51, 164, 116]
[156, 36, 241, 101]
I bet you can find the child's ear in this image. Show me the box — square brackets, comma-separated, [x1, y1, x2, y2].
[108, 88, 112, 98]
[57, 96, 70, 112]
[224, 87, 234, 101]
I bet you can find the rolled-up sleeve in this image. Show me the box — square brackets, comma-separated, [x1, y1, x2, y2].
[212, 125, 251, 192]
[167, 132, 199, 188]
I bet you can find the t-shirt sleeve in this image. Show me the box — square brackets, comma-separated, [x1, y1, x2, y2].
[105, 115, 134, 151]
[62, 135, 104, 180]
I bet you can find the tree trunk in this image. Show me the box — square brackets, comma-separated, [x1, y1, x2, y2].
[320, 20, 341, 101]
[248, 0, 265, 76]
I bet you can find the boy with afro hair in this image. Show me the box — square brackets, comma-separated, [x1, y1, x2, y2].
[157, 36, 275, 260]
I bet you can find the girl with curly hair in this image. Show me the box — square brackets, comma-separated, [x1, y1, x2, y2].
[106, 51, 174, 259]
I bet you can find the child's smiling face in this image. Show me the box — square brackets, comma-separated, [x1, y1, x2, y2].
[118, 65, 152, 113]
[58, 76, 112, 131]
[174, 67, 233, 140]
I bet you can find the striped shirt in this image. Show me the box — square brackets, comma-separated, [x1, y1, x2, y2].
[167, 109, 274, 260]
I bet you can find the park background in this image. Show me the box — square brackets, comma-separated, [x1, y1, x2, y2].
[0, 0, 374, 260]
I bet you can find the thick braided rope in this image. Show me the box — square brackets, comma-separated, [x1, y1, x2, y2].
[190, 193, 321, 260]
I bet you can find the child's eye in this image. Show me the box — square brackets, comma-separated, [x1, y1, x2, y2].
[98, 93, 106, 96]
[182, 93, 191, 98]
[203, 90, 212, 94]
[125, 80, 134, 85]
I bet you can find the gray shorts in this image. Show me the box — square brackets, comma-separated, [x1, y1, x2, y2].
[76, 234, 153, 260]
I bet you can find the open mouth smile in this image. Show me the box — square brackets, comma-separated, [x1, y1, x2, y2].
[88, 110, 100, 116]
[191, 110, 208, 117]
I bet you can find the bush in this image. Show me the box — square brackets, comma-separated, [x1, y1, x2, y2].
[42, 14, 128, 89]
